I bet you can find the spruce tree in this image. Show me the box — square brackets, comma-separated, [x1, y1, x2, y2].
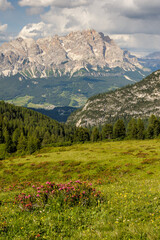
[91, 127, 99, 142]
[113, 119, 126, 139]
[127, 118, 138, 139]
[102, 124, 113, 139]
[137, 118, 145, 139]
[17, 133, 27, 153]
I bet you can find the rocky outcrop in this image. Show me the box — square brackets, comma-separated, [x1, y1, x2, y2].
[67, 70, 160, 126]
[0, 29, 145, 78]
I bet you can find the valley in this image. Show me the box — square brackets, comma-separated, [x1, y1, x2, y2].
[0, 30, 149, 109]
[1, 1, 160, 239]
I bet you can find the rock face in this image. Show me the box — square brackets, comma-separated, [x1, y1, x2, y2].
[0, 29, 145, 78]
[67, 70, 160, 127]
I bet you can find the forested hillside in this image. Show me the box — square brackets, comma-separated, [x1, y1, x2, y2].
[1, 101, 160, 159]
[0, 101, 78, 156]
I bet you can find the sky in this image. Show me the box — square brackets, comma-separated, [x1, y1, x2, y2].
[0, 0, 160, 57]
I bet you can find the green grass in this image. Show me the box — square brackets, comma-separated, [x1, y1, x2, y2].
[0, 144, 5, 160]
[6, 95, 34, 106]
[1, 139, 160, 239]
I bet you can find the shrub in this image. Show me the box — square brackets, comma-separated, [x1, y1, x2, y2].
[14, 180, 103, 211]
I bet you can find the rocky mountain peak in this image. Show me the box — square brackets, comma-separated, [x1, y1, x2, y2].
[0, 29, 146, 78]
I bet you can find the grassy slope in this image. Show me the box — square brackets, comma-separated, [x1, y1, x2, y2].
[1, 139, 160, 239]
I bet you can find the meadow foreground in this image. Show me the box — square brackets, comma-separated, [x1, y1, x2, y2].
[1, 139, 160, 239]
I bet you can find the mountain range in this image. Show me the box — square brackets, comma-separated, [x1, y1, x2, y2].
[67, 70, 160, 127]
[139, 51, 160, 72]
[0, 29, 149, 109]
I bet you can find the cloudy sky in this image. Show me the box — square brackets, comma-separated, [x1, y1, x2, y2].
[0, 0, 160, 56]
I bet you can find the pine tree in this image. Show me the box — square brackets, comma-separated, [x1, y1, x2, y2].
[75, 127, 90, 143]
[127, 118, 138, 139]
[27, 136, 40, 154]
[12, 128, 20, 146]
[113, 119, 126, 139]
[0, 115, 3, 143]
[91, 127, 99, 142]
[41, 131, 51, 147]
[102, 124, 113, 139]
[17, 133, 27, 153]
[4, 129, 15, 153]
[146, 115, 160, 139]
[137, 118, 145, 139]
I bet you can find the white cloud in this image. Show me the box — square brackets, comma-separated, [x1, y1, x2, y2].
[0, 0, 13, 11]
[19, 0, 54, 7]
[110, 33, 160, 56]
[18, 22, 53, 38]
[17, 0, 160, 55]
[26, 7, 44, 15]
[0, 23, 14, 44]
[0, 23, 7, 32]
[19, 0, 91, 8]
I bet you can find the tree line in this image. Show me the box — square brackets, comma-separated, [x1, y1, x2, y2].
[90, 115, 160, 142]
[1, 101, 160, 157]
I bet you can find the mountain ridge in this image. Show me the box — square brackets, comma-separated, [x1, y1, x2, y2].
[0, 29, 146, 78]
[67, 70, 160, 126]
[0, 29, 150, 108]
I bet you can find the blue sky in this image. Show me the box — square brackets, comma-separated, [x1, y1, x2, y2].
[1, 0, 160, 56]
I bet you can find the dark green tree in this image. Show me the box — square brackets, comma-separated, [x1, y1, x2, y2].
[41, 131, 51, 147]
[102, 124, 113, 139]
[91, 127, 99, 142]
[12, 128, 20, 146]
[113, 119, 126, 139]
[146, 115, 160, 139]
[137, 118, 145, 139]
[4, 129, 15, 153]
[17, 133, 27, 153]
[75, 127, 90, 143]
[127, 118, 138, 139]
[27, 136, 40, 154]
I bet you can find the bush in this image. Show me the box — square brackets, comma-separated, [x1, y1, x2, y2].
[14, 180, 103, 210]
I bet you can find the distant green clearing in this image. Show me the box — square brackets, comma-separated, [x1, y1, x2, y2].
[6, 95, 34, 106]
[0, 70, 146, 108]
[1, 140, 160, 239]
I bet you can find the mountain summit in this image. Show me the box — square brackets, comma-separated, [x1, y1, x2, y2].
[0, 29, 145, 78]
[0, 30, 149, 108]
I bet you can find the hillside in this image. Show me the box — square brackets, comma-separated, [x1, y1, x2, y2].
[1, 140, 160, 239]
[67, 70, 160, 126]
[0, 101, 77, 157]
[0, 29, 149, 108]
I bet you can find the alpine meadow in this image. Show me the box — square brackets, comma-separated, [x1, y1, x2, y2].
[1, 0, 160, 239]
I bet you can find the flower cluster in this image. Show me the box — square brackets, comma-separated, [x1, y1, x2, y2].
[14, 180, 102, 210]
